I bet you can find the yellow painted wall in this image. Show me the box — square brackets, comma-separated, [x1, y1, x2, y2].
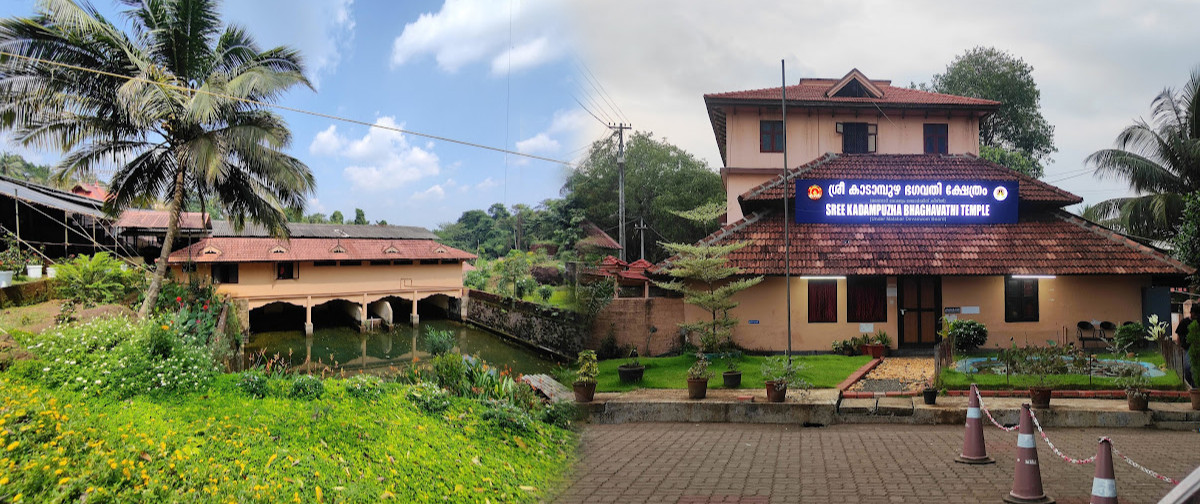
[175, 261, 465, 309]
[680, 274, 1151, 351]
[724, 108, 979, 169]
[724, 172, 777, 222]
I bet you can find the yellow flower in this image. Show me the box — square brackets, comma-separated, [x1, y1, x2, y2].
[58, 477, 70, 485]
[5, 441, 17, 451]
[162, 325, 170, 331]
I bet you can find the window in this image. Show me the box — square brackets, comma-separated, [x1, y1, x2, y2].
[760, 120, 784, 152]
[420, 259, 439, 265]
[340, 260, 362, 267]
[847, 276, 886, 322]
[808, 280, 837, 323]
[180, 262, 197, 273]
[211, 263, 239, 284]
[924, 124, 948, 154]
[313, 260, 336, 267]
[369, 260, 391, 266]
[393, 259, 414, 265]
[1005, 277, 1039, 322]
[838, 122, 876, 154]
[276, 262, 296, 280]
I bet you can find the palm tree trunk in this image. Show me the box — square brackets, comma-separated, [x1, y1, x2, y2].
[137, 167, 187, 318]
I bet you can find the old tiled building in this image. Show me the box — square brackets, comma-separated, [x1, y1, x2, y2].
[684, 69, 1194, 351]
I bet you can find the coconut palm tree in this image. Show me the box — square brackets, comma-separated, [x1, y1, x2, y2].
[1084, 70, 1200, 242]
[0, 0, 315, 318]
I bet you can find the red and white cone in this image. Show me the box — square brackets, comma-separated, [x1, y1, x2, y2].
[1003, 404, 1055, 504]
[1090, 438, 1117, 504]
[957, 384, 995, 464]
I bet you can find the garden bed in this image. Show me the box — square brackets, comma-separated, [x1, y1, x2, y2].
[594, 354, 872, 392]
[939, 349, 1184, 391]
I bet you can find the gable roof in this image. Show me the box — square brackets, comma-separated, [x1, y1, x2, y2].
[115, 209, 210, 231]
[577, 221, 621, 250]
[704, 69, 1001, 164]
[0, 174, 105, 218]
[168, 237, 475, 264]
[210, 220, 438, 240]
[683, 209, 1193, 277]
[738, 153, 1082, 208]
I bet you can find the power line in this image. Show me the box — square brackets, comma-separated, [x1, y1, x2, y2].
[573, 58, 628, 124]
[572, 96, 611, 129]
[0, 50, 574, 167]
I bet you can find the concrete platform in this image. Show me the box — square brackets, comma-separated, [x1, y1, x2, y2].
[578, 388, 1200, 430]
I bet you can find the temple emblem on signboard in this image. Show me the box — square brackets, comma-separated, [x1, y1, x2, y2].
[807, 185, 823, 200]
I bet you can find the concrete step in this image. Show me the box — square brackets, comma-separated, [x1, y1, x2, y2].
[838, 398, 875, 415]
[876, 397, 914, 417]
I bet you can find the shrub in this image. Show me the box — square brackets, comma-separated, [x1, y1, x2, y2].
[54, 252, 143, 307]
[423, 328, 456, 356]
[1112, 322, 1146, 353]
[345, 373, 384, 400]
[407, 382, 451, 413]
[430, 353, 468, 393]
[530, 265, 562, 285]
[288, 374, 325, 400]
[575, 350, 598, 385]
[536, 284, 555, 303]
[540, 400, 578, 429]
[481, 399, 534, 432]
[236, 370, 269, 398]
[1188, 321, 1200, 387]
[950, 319, 988, 351]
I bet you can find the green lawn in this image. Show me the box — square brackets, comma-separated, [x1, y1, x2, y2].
[940, 349, 1184, 390]
[595, 354, 872, 392]
[0, 373, 575, 503]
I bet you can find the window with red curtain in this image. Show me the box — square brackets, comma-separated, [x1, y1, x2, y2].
[847, 276, 886, 322]
[808, 280, 837, 323]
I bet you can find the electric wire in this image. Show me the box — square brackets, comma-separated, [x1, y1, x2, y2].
[0, 50, 574, 167]
[573, 58, 628, 123]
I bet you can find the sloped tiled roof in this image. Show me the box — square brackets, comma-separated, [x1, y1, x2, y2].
[687, 210, 1193, 277]
[115, 209, 210, 230]
[739, 153, 1082, 207]
[210, 220, 437, 240]
[577, 221, 621, 250]
[168, 237, 475, 264]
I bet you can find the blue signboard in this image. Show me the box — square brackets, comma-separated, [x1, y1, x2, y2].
[794, 179, 1018, 224]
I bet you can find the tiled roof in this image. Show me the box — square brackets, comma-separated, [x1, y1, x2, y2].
[577, 221, 621, 250]
[168, 237, 475, 263]
[688, 210, 1193, 276]
[115, 209, 210, 230]
[70, 182, 108, 201]
[705, 79, 1000, 106]
[211, 220, 437, 240]
[739, 153, 1082, 207]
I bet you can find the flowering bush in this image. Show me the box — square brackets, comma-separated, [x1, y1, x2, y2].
[236, 370, 269, 398]
[344, 373, 384, 400]
[407, 382, 451, 413]
[481, 399, 535, 433]
[950, 319, 989, 351]
[288, 374, 325, 400]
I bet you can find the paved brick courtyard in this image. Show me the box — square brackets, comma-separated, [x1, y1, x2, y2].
[554, 423, 1200, 504]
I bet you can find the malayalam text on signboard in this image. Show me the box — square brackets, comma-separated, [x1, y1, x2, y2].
[794, 179, 1018, 224]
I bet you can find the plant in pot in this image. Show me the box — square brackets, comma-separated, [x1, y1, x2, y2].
[573, 350, 599, 403]
[760, 356, 809, 403]
[921, 382, 938, 405]
[1187, 320, 1200, 410]
[871, 330, 891, 358]
[852, 333, 872, 357]
[721, 350, 742, 388]
[1021, 340, 1066, 409]
[686, 354, 713, 400]
[0, 237, 23, 287]
[25, 252, 43, 279]
[1116, 368, 1150, 412]
[617, 347, 645, 384]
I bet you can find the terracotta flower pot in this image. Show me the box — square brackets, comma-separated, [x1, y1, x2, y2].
[687, 378, 708, 400]
[765, 381, 787, 403]
[865, 344, 885, 359]
[722, 370, 742, 389]
[1029, 386, 1052, 409]
[1126, 392, 1149, 412]
[573, 381, 596, 403]
[617, 364, 645, 384]
[1190, 389, 1200, 411]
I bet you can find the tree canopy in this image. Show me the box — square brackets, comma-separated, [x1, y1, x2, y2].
[924, 46, 1057, 178]
[1085, 69, 1200, 244]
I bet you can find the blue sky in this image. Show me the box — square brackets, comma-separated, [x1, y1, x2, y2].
[3, 1, 1200, 229]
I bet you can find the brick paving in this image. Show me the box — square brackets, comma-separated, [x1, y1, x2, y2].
[554, 423, 1200, 504]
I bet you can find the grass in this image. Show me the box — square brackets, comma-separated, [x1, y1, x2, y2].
[595, 354, 872, 392]
[0, 300, 60, 333]
[519, 287, 574, 310]
[0, 373, 575, 503]
[940, 349, 1184, 390]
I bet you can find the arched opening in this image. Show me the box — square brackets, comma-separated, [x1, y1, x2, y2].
[417, 294, 453, 320]
[311, 298, 361, 329]
[249, 301, 305, 333]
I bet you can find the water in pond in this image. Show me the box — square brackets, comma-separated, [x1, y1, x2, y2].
[244, 319, 562, 376]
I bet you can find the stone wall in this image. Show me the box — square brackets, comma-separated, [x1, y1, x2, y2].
[590, 297, 685, 357]
[464, 290, 587, 359]
[0, 279, 57, 308]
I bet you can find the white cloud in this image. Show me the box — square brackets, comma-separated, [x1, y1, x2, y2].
[411, 184, 446, 202]
[474, 177, 500, 190]
[512, 108, 595, 165]
[307, 117, 442, 191]
[307, 197, 327, 213]
[515, 133, 559, 155]
[390, 0, 566, 74]
[222, 0, 356, 87]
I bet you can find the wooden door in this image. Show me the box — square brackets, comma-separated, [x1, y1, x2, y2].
[898, 276, 941, 346]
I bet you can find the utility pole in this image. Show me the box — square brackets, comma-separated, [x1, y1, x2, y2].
[781, 60, 793, 366]
[612, 123, 631, 262]
[636, 218, 647, 261]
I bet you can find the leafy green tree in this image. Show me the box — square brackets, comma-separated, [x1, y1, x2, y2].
[0, 0, 316, 319]
[495, 249, 534, 301]
[653, 206, 763, 353]
[565, 131, 723, 262]
[979, 145, 1039, 178]
[925, 47, 1056, 177]
[353, 208, 368, 225]
[1085, 70, 1200, 242]
[305, 213, 329, 224]
[330, 211, 345, 224]
[0, 152, 54, 185]
[1174, 192, 1200, 289]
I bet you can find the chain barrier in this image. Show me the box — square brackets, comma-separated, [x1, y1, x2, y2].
[1026, 409, 1179, 484]
[973, 388, 1017, 432]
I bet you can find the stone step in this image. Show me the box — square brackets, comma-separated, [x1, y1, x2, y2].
[875, 397, 915, 417]
[838, 398, 875, 415]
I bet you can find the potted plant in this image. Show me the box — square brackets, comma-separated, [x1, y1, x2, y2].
[871, 330, 891, 358]
[0, 237, 22, 287]
[1187, 321, 1200, 410]
[760, 356, 808, 403]
[617, 347, 645, 383]
[45, 260, 56, 279]
[852, 333, 871, 357]
[922, 385, 938, 405]
[721, 351, 742, 388]
[25, 254, 43, 279]
[573, 350, 598, 403]
[686, 354, 713, 400]
[1116, 368, 1150, 412]
[1022, 340, 1065, 409]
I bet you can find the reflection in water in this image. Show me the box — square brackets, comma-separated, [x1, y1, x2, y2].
[244, 319, 561, 376]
